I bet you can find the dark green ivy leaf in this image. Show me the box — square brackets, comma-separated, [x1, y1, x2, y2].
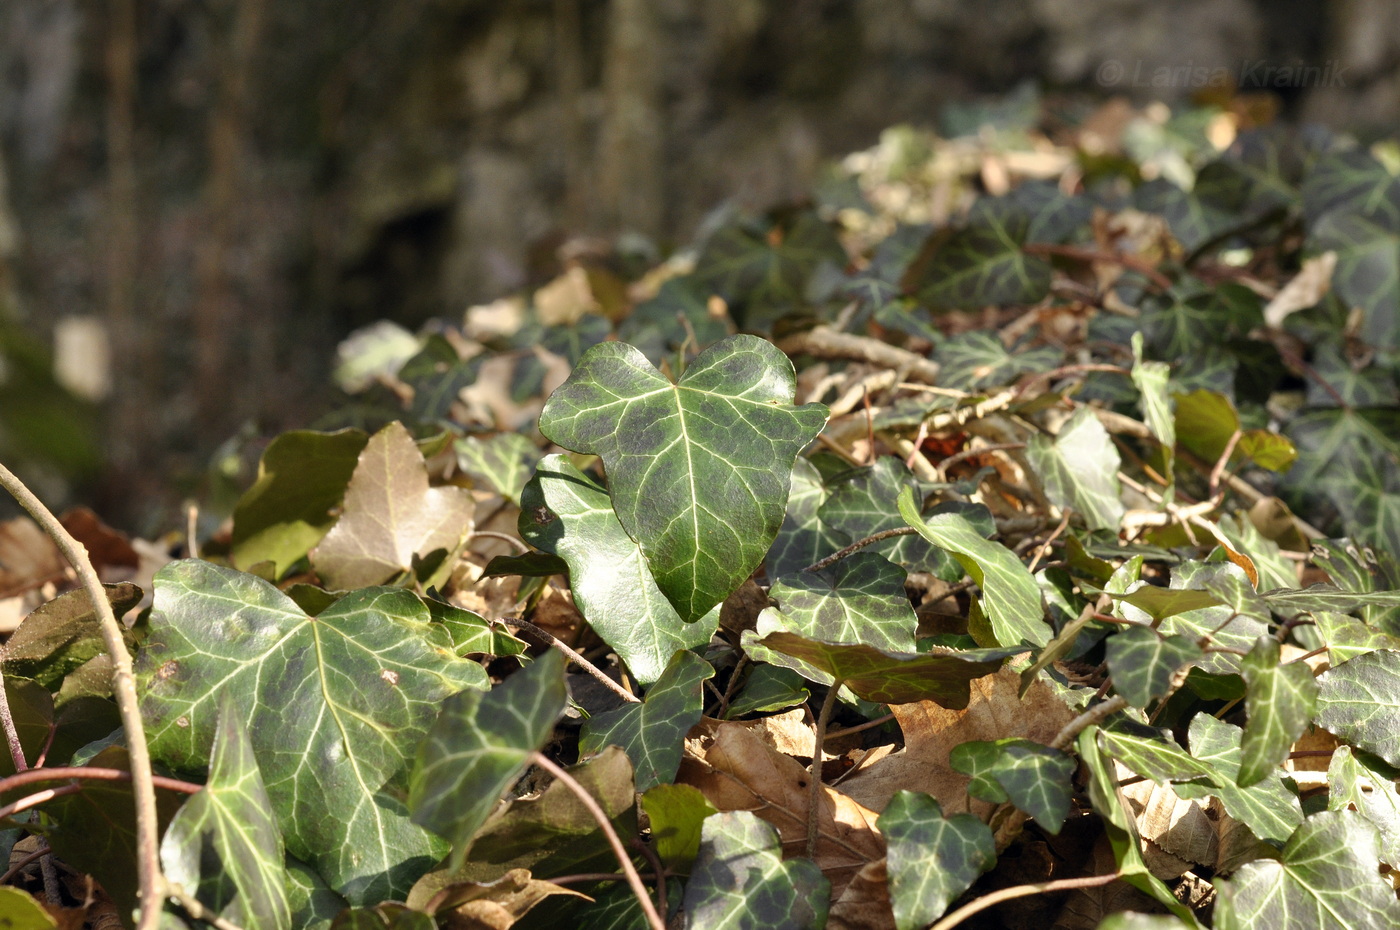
[949, 738, 1075, 831]
[409, 651, 567, 871]
[765, 457, 847, 580]
[539, 336, 827, 623]
[160, 694, 290, 930]
[1238, 637, 1318, 788]
[455, 433, 541, 506]
[682, 811, 829, 930]
[912, 198, 1052, 310]
[819, 457, 959, 578]
[1105, 625, 1202, 709]
[580, 650, 714, 792]
[878, 791, 995, 930]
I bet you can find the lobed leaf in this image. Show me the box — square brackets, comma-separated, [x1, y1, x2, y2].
[682, 811, 829, 930]
[879, 791, 995, 930]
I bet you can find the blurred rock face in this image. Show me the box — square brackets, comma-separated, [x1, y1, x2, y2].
[0, 0, 1384, 515]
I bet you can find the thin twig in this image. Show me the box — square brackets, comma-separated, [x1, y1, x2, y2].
[824, 713, 895, 741]
[533, 753, 666, 930]
[469, 531, 530, 554]
[806, 683, 842, 858]
[1028, 511, 1070, 574]
[937, 442, 1026, 479]
[629, 836, 668, 917]
[776, 325, 941, 383]
[929, 871, 1123, 930]
[503, 618, 640, 704]
[0, 785, 82, 821]
[0, 463, 167, 929]
[1208, 429, 1242, 501]
[801, 528, 920, 574]
[0, 766, 203, 796]
[168, 882, 248, 930]
[0, 666, 28, 773]
[1050, 696, 1129, 752]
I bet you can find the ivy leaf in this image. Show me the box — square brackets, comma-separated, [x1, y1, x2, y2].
[1026, 406, 1124, 532]
[399, 334, 481, 424]
[136, 560, 487, 902]
[1328, 746, 1400, 867]
[455, 433, 541, 506]
[1214, 811, 1400, 930]
[642, 784, 717, 872]
[1105, 625, 1202, 709]
[693, 210, 846, 331]
[160, 694, 290, 930]
[286, 856, 347, 930]
[1096, 724, 1218, 786]
[1134, 174, 1241, 253]
[618, 277, 730, 364]
[682, 811, 829, 930]
[765, 551, 917, 651]
[724, 664, 810, 718]
[424, 598, 527, 660]
[839, 223, 931, 314]
[934, 331, 1062, 392]
[1316, 649, 1400, 767]
[311, 422, 475, 590]
[1177, 715, 1303, 845]
[230, 428, 368, 576]
[897, 486, 1049, 647]
[765, 457, 846, 580]
[539, 336, 827, 623]
[1131, 332, 1175, 476]
[912, 198, 1052, 310]
[750, 630, 1014, 706]
[949, 738, 1075, 831]
[1308, 211, 1400, 349]
[580, 650, 714, 792]
[1238, 637, 1319, 787]
[884, 789, 996, 930]
[820, 458, 959, 577]
[409, 651, 567, 871]
[2, 582, 141, 689]
[879, 791, 995, 930]
[519, 455, 716, 685]
[1008, 180, 1093, 244]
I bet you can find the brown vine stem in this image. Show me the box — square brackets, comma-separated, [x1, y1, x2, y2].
[0, 665, 28, 773]
[0, 765, 202, 797]
[928, 870, 1123, 930]
[1050, 695, 1129, 752]
[168, 883, 247, 930]
[806, 682, 842, 858]
[0, 463, 167, 928]
[801, 527, 920, 574]
[532, 752, 666, 930]
[504, 618, 640, 704]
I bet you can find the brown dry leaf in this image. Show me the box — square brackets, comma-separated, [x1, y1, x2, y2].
[410, 867, 588, 930]
[451, 558, 525, 623]
[1121, 778, 1214, 879]
[311, 421, 475, 589]
[1264, 251, 1337, 328]
[678, 717, 884, 896]
[59, 507, 138, 576]
[827, 859, 895, 930]
[839, 668, 1077, 813]
[0, 516, 66, 599]
[720, 706, 831, 760]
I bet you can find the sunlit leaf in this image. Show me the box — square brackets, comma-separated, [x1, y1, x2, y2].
[1105, 625, 1201, 708]
[642, 784, 717, 872]
[1316, 649, 1400, 767]
[455, 432, 540, 505]
[1238, 637, 1318, 787]
[1026, 406, 1124, 532]
[519, 455, 716, 685]
[1, 582, 141, 689]
[879, 791, 994, 930]
[539, 336, 827, 623]
[682, 811, 829, 930]
[1178, 715, 1303, 845]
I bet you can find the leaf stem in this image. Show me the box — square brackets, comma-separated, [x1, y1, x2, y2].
[532, 752, 666, 930]
[806, 682, 842, 858]
[800, 528, 920, 574]
[928, 870, 1123, 930]
[1050, 696, 1128, 752]
[0, 666, 28, 773]
[504, 618, 641, 704]
[168, 881, 248, 930]
[0, 765, 204, 797]
[0, 463, 167, 929]
[469, 530, 530, 554]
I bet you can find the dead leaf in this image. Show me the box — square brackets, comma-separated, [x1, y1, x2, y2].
[59, 508, 138, 576]
[0, 517, 66, 599]
[311, 421, 475, 589]
[412, 868, 588, 930]
[838, 668, 1077, 813]
[678, 717, 884, 896]
[1264, 251, 1336, 328]
[826, 859, 895, 930]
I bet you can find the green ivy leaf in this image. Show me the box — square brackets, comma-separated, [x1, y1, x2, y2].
[409, 651, 567, 871]
[1308, 212, 1400, 349]
[1328, 745, 1400, 868]
[519, 455, 717, 685]
[682, 811, 829, 930]
[286, 856, 347, 930]
[819, 458, 959, 577]
[934, 331, 1061, 392]
[913, 198, 1052, 310]
[949, 738, 1075, 831]
[1131, 332, 1175, 477]
[580, 650, 714, 792]
[641, 784, 717, 872]
[160, 694, 291, 930]
[455, 433, 541, 506]
[750, 630, 1014, 706]
[766, 458, 847, 580]
[1316, 649, 1400, 767]
[230, 428, 368, 576]
[1, 582, 141, 689]
[1134, 174, 1241, 253]
[1105, 625, 1202, 709]
[1214, 811, 1400, 930]
[1026, 406, 1124, 532]
[760, 550, 917, 652]
[1177, 715, 1303, 845]
[311, 422, 475, 590]
[1096, 724, 1217, 786]
[399, 334, 481, 424]
[136, 560, 487, 902]
[424, 598, 527, 659]
[897, 486, 1049, 647]
[539, 336, 827, 623]
[1300, 149, 1400, 227]
[724, 664, 810, 718]
[618, 277, 730, 364]
[1238, 637, 1319, 787]
[878, 791, 995, 930]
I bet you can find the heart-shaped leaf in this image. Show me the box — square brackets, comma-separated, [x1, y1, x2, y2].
[1177, 715, 1303, 845]
[1328, 746, 1400, 867]
[519, 455, 716, 685]
[455, 432, 540, 505]
[896, 486, 1049, 647]
[879, 791, 995, 930]
[949, 738, 1075, 831]
[765, 457, 846, 580]
[1026, 405, 1124, 532]
[539, 336, 827, 622]
[1317, 649, 1400, 767]
[580, 650, 714, 791]
[682, 811, 829, 930]
[136, 560, 487, 902]
[409, 651, 567, 871]
[912, 198, 1052, 310]
[1238, 637, 1318, 787]
[160, 694, 290, 930]
[311, 422, 475, 590]
[1106, 625, 1202, 708]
